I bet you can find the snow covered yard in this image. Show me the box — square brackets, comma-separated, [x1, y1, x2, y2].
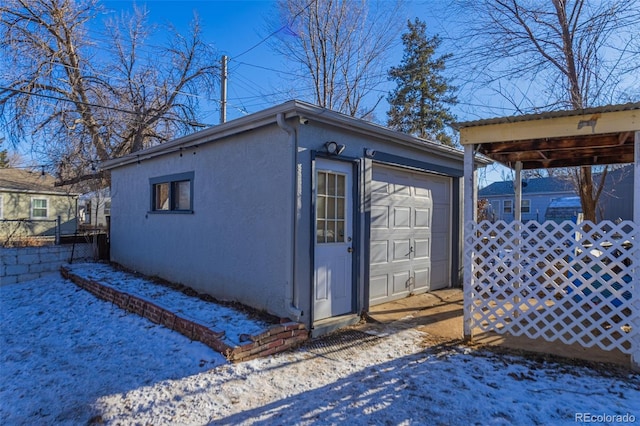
[1, 270, 639, 425]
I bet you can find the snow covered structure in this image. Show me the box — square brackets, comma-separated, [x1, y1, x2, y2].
[103, 100, 489, 336]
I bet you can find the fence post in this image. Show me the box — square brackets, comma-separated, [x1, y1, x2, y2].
[55, 215, 61, 245]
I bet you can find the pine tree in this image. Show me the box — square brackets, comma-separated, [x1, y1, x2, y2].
[0, 150, 9, 168]
[387, 19, 457, 146]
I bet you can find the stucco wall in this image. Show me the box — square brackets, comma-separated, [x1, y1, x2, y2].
[293, 120, 466, 319]
[110, 124, 294, 319]
[0, 191, 77, 239]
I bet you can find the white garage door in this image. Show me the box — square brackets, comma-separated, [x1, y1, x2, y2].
[369, 165, 451, 306]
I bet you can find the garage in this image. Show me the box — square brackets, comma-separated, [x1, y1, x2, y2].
[369, 164, 452, 306]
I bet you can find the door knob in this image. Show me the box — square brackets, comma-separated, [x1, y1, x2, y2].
[347, 247, 354, 253]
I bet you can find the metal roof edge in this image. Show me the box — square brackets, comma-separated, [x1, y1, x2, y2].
[454, 102, 640, 129]
[102, 100, 491, 170]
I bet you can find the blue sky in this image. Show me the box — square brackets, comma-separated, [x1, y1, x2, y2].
[7, 0, 508, 183]
[97, 0, 509, 183]
[100, 0, 459, 123]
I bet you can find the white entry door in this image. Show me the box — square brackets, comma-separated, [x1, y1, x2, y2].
[314, 159, 354, 321]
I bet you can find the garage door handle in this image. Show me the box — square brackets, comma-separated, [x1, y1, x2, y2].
[347, 247, 354, 253]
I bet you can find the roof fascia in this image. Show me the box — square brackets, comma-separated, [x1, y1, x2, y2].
[102, 100, 491, 170]
[0, 188, 80, 196]
[459, 108, 640, 145]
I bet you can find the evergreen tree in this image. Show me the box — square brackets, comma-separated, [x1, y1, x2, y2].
[0, 150, 9, 168]
[387, 19, 457, 146]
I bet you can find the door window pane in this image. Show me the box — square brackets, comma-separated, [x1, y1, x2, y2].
[337, 175, 345, 196]
[316, 170, 347, 244]
[317, 172, 327, 195]
[316, 196, 326, 219]
[328, 173, 336, 196]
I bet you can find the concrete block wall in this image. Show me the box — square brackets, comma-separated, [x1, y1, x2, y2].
[1, 244, 93, 285]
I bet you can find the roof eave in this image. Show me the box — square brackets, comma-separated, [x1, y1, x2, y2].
[102, 100, 492, 170]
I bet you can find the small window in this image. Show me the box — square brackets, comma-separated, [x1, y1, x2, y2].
[32, 198, 48, 218]
[150, 172, 194, 213]
[521, 199, 531, 213]
[103, 201, 111, 215]
[503, 200, 513, 214]
[31, 198, 49, 219]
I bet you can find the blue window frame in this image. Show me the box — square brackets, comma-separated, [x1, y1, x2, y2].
[149, 172, 194, 213]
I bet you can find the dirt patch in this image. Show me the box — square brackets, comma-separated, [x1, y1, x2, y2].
[365, 289, 633, 369]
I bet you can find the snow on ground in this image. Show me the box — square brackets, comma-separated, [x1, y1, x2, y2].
[1, 267, 639, 425]
[65, 263, 269, 346]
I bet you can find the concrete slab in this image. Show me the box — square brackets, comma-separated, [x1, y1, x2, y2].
[363, 289, 631, 368]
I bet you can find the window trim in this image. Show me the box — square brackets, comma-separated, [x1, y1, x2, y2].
[149, 172, 194, 214]
[503, 199, 513, 214]
[31, 197, 49, 219]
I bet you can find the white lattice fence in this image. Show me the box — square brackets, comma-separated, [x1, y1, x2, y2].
[465, 220, 639, 354]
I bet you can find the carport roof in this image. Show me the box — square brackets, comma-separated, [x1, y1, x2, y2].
[456, 102, 640, 169]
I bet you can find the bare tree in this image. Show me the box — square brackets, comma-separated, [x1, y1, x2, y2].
[271, 0, 403, 117]
[449, 0, 640, 221]
[0, 0, 218, 182]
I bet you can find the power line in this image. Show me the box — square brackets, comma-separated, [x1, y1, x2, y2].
[0, 86, 213, 127]
[231, 0, 316, 60]
[1, 87, 137, 115]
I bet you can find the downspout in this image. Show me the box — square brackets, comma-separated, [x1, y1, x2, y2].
[277, 113, 303, 320]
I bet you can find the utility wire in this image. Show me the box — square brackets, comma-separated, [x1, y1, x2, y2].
[1, 86, 137, 115]
[232, 0, 316, 60]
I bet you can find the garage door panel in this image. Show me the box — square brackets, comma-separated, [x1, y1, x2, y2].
[414, 186, 431, 198]
[393, 207, 410, 228]
[393, 184, 411, 196]
[393, 240, 412, 261]
[369, 275, 388, 300]
[370, 241, 388, 264]
[413, 238, 430, 259]
[371, 205, 389, 228]
[372, 179, 389, 194]
[370, 165, 451, 306]
[415, 208, 431, 228]
[414, 267, 430, 292]
[393, 271, 411, 294]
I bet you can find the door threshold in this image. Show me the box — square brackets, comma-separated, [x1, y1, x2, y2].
[311, 313, 361, 338]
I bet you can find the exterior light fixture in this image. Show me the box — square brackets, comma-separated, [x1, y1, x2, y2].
[324, 141, 346, 156]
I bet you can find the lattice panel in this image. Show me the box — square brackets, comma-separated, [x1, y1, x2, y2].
[466, 220, 639, 354]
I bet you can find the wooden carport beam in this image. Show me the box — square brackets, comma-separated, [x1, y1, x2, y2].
[459, 109, 639, 145]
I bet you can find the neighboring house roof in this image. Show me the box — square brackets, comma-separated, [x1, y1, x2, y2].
[479, 176, 575, 196]
[102, 99, 492, 170]
[0, 168, 78, 196]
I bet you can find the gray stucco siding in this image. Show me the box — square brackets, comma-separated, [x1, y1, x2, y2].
[110, 124, 294, 318]
[293, 122, 465, 321]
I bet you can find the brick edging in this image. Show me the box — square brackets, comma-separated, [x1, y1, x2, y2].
[60, 266, 308, 362]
